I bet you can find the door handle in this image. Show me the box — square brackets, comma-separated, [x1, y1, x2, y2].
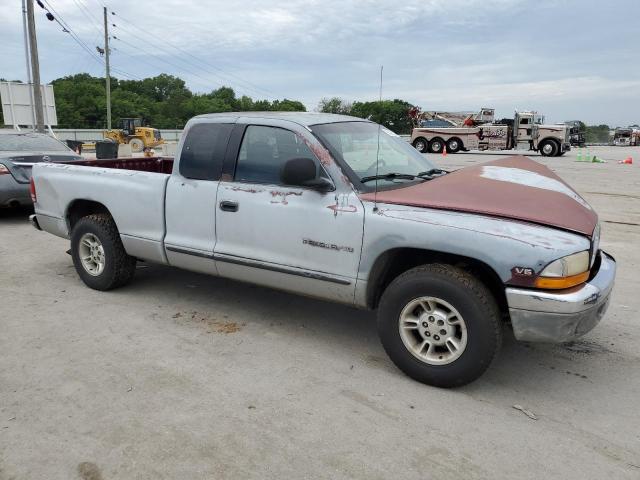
[219, 200, 239, 212]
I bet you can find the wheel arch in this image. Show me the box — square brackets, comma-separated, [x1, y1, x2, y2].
[365, 247, 507, 314]
[66, 199, 113, 232]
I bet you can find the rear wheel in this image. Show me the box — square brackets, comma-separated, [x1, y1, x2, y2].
[413, 137, 428, 153]
[71, 214, 136, 291]
[428, 138, 444, 154]
[129, 138, 144, 153]
[446, 137, 462, 153]
[377, 264, 502, 388]
[539, 139, 558, 157]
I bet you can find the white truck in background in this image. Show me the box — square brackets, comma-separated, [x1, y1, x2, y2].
[611, 127, 640, 146]
[410, 108, 571, 157]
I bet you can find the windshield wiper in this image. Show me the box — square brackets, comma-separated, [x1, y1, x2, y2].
[416, 168, 448, 179]
[360, 172, 416, 183]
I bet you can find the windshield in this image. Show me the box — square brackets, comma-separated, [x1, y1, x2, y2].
[0, 133, 70, 152]
[312, 122, 437, 190]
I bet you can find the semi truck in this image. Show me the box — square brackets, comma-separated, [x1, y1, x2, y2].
[611, 127, 640, 146]
[410, 109, 571, 157]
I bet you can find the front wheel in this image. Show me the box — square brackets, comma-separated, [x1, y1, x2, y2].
[377, 264, 502, 388]
[129, 138, 144, 153]
[71, 214, 137, 291]
[539, 140, 558, 157]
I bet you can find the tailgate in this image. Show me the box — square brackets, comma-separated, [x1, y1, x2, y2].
[2, 154, 82, 184]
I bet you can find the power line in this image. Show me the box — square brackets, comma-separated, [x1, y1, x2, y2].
[39, 0, 138, 81]
[111, 11, 276, 99]
[112, 34, 230, 92]
[70, 0, 102, 34]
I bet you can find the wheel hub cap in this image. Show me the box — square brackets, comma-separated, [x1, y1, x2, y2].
[79, 233, 105, 276]
[399, 296, 468, 365]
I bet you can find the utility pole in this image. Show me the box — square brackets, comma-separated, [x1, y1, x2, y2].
[22, 0, 36, 127]
[103, 6, 111, 129]
[26, 0, 45, 132]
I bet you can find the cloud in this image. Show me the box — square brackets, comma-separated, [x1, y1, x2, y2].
[1, 0, 638, 125]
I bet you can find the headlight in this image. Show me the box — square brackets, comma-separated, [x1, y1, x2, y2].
[535, 250, 590, 289]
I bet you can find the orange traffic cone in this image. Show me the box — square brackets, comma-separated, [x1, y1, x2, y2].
[619, 156, 633, 164]
[442, 144, 447, 157]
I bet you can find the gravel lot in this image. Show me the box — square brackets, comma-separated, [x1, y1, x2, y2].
[1, 146, 639, 479]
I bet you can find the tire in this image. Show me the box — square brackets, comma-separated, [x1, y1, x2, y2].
[539, 139, 558, 157]
[70, 214, 136, 291]
[446, 137, 462, 153]
[377, 264, 502, 388]
[428, 138, 444, 154]
[129, 138, 144, 153]
[413, 138, 428, 153]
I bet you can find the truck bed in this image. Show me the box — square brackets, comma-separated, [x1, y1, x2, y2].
[32, 157, 175, 264]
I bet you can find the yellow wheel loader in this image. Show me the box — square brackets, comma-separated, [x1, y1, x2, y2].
[104, 118, 164, 153]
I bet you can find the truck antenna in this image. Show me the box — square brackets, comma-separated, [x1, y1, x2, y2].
[373, 65, 383, 212]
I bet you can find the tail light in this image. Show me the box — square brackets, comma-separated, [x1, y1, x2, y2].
[0, 164, 9, 175]
[30, 177, 37, 203]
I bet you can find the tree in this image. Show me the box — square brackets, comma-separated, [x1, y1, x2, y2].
[317, 97, 352, 114]
[39, 73, 307, 129]
[350, 99, 416, 134]
[584, 124, 611, 144]
[270, 98, 306, 112]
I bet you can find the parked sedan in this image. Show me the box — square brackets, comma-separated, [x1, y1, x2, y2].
[0, 131, 82, 208]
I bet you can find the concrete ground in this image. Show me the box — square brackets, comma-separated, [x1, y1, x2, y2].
[1, 146, 639, 479]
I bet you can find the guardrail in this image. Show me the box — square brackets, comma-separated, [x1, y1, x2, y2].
[52, 129, 183, 142]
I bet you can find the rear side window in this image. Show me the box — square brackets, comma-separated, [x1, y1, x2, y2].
[179, 123, 233, 180]
[235, 125, 317, 185]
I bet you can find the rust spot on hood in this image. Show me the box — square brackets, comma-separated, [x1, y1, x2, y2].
[360, 156, 598, 236]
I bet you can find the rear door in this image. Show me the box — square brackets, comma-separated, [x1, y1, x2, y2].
[164, 120, 234, 275]
[214, 120, 365, 304]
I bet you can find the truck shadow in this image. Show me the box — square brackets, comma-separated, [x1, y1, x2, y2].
[127, 262, 614, 392]
[0, 205, 33, 221]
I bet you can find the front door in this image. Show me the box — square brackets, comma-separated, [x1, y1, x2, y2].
[214, 122, 365, 304]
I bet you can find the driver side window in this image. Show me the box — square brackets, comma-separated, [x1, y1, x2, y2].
[235, 125, 320, 185]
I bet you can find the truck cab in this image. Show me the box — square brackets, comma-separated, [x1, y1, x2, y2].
[513, 111, 571, 156]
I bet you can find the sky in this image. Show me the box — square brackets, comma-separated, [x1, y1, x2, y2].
[1, 0, 638, 126]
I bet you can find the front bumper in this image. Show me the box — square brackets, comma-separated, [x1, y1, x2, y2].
[506, 251, 616, 342]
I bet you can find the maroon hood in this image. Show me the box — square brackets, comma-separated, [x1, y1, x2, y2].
[360, 156, 598, 236]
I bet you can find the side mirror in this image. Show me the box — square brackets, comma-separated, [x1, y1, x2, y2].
[281, 157, 334, 191]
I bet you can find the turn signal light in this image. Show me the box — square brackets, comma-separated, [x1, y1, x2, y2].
[534, 271, 589, 289]
[0, 164, 9, 175]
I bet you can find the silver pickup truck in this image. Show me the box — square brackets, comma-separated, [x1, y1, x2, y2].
[30, 112, 616, 387]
